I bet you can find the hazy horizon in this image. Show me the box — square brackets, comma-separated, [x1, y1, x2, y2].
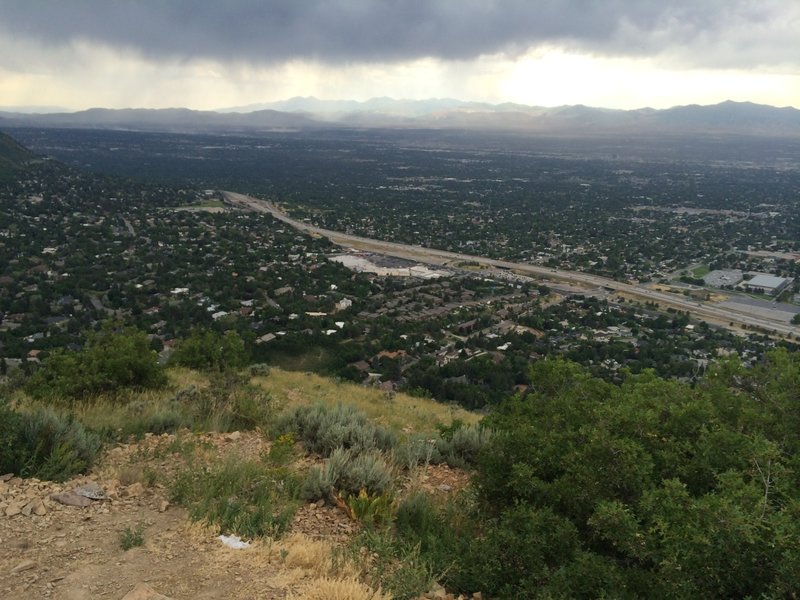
[0, 1, 797, 112]
[1, 97, 798, 116]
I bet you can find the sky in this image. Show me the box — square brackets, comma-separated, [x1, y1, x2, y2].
[0, 0, 798, 112]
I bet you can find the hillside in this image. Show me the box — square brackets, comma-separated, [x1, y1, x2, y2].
[4, 341, 800, 598]
[0, 131, 35, 182]
[1, 366, 481, 600]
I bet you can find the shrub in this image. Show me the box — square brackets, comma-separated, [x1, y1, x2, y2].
[170, 328, 249, 372]
[350, 528, 436, 600]
[268, 432, 296, 466]
[435, 424, 492, 468]
[395, 492, 441, 541]
[339, 450, 394, 497]
[395, 434, 441, 470]
[0, 404, 101, 481]
[301, 463, 338, 502]
[279, 403, 395, 457]
[301, 447, 394, 501]
[249, 363, 271, 377]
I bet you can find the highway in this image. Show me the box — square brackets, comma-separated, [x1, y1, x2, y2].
[222, 191, 799, 340]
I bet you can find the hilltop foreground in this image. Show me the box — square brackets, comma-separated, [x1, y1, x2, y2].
[5, 349, 800, 599]
[0, 368, 477, 600]
[0, 430, 459, 600]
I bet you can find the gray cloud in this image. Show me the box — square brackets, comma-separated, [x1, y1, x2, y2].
[0, 0, 796, 69]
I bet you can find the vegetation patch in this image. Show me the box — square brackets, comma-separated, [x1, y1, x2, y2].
[171, 456, 300, 539]
[25, 325, 165, 403]
[254, 368, 479, 434]
[279, 402, 396, 457]
[0, 403, 101, 481]
[301, 447, 394, 501]
[119, 522, 146, 550]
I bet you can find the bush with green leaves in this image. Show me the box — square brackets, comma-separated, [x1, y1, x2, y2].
[0, 404, 101, 481]
[447, 352, 800, 598]
[279, 403, 395, 457]
[352, 527, 436, 600]
[170, 328, 249, 372]
[301, 447, 394, 501]
[25, 324, 165, 403]
[347, 489, 395, 529]
[171, 457, 300, 539]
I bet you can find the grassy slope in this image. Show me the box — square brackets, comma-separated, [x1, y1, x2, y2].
[62, 366, 479, 438]
[254, 368, 481, 434]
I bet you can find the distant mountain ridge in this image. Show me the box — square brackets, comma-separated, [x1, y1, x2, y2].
[1, 99, 799, 136]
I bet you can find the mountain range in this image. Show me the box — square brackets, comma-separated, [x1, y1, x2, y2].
[1, 99, 799, 136]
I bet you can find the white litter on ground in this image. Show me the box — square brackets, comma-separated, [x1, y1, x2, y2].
[218, 534, 251, 549]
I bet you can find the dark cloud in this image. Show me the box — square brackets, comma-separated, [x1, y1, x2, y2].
[0, 0, 795, 68]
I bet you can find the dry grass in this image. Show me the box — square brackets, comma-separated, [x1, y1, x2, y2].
[67, 368, 210, 435]
[275, 534, 390, 600]
[252, 368, 480, 434]
[178, 530, 389, 600]
[286, 577, 391, 600]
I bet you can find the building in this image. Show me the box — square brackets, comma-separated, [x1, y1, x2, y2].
[742, 274, 793, 296]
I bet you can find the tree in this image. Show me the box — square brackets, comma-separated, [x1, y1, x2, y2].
[25, 324, 165, 402]
[170, 328, 249, 372]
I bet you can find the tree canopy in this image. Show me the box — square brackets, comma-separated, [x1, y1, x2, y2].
[169, 328, 248, 372]
[25, 324, 165, 402]
[457, 350, 800, 598]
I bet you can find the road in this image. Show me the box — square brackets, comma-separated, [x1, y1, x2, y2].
[222, 191, 799, 340]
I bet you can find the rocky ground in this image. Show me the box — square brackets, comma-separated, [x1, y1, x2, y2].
[0, 431, 473, 600]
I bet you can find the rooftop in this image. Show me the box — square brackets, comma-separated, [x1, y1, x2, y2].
[746, 274, 790, 289]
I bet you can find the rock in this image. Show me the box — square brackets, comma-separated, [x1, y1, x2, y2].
[121, 582, 174, 600]
[11, 559, 36, 574]
[225, 431, 242, 442]
[21, 501, 34, 517]
[124, 482, 145, 497]
[5, 503, 22, 517]
[74, 482, 105, 500]
[315, 498, 326, 508]
[472, 593, 483, 599]
[32, 500, 47, 516]
[0, 473, 13, 482]
[436, 484, 453, 492]
[158, 499, 169, 512]
[50, 492, 93, 508]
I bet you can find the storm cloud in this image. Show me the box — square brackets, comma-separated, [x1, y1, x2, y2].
[0, 0, 797, 69]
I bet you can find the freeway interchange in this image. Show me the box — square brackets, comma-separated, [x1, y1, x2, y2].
[222, 191, 799, 341]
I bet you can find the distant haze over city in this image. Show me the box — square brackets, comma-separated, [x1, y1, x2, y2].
[2, 99, 799, 138]
[0, 1, 797, 111]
